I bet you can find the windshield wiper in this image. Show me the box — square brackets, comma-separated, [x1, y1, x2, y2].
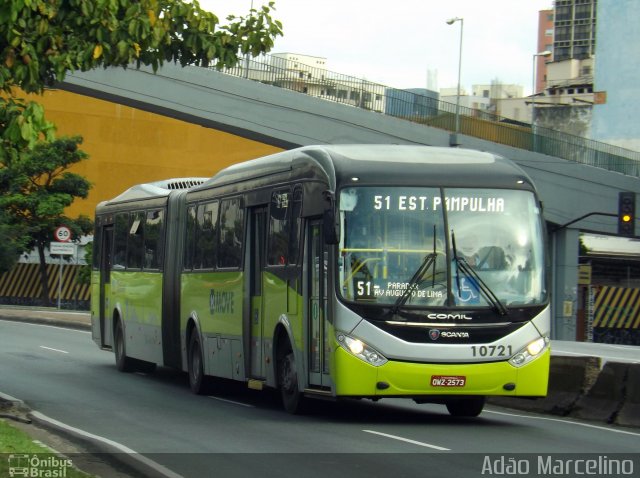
[451, 231, 508, 316]
[390, 226, 438, 315]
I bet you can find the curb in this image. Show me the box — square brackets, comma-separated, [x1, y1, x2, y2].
[570, 361, 629, 423]
[28, 411, 181, 478]
[488, 355, 601, 415]
[0, 315, 91, 331]
[1, 391, 180, 478]
[615, 363, 640, 427]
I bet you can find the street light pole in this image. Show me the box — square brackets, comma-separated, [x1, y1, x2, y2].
[531, 50, 552, 126]
[447, 17, 463, 146]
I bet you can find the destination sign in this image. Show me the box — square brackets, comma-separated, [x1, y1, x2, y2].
[373, 195, 505, 213]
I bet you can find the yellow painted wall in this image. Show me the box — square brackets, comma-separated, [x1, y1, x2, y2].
[23, 89, 283, 218]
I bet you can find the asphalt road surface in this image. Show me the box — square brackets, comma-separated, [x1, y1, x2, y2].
[1, 319, 639, 478]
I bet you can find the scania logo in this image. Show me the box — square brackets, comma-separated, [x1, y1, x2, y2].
[429, 329, 470, 340]
[441, 331, 470, 338]
[427, 313, 473, 321]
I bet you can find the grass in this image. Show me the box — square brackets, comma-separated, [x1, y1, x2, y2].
[0, 418, 93, 477]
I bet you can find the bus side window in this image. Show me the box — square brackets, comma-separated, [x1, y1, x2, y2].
[113, 212, 129, 269]
[127, 211, 145, 270]
[144, 209, 164, 270]
[218, 197, 244, 269]
[288, 187, 303, 266]
[195, 201, 218, 270]
[267, 189, 291, 266]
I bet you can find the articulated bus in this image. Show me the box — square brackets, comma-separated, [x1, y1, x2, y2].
[91, 145, 550, 416]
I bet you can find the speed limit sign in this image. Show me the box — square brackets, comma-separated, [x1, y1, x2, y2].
[54, 226, 72, 242]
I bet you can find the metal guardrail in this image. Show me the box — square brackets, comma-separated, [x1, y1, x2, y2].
[213, 54, 640, 178]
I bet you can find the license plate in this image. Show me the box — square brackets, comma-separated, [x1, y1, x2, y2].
[431, 375, 466, 387]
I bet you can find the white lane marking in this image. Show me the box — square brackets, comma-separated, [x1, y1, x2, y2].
[363, 429, 451, 451]
[30, 411, 183, 478]
[485, 409, 640, 437]
[40, 346, 69, 354]
[208, 395, 255, 408]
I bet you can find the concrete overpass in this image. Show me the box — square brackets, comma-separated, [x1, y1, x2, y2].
[59, 62, 640, 340]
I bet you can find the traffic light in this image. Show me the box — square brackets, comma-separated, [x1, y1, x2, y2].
[618, 191, 636, 236]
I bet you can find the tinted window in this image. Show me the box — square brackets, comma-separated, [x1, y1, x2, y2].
[218, 198, 244, 269]
[144, 209, 164, 270]
[127, 211, 145, 270]
[195, 201, 218, 270]
[267, 189, 302, 266]
[113, 213, 128, 269]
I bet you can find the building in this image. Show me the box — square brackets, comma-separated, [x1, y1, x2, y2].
[496, 2, 596, 126]
[590, 0, 640, 151]
[232, 52, 387, 113]
[536, 8, 555, 94]
[553, 0, 597, 61]
[472, 83, 523, 100]
[439, 87, 491, 113]
[535, 57, 595, 137]
[384, 88, 439, 119]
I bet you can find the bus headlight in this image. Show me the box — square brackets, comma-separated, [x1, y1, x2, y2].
[337, 333, 388, 367]
[509, 336, 549, 368]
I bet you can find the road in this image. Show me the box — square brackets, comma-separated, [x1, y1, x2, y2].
[1, 319, 639, 478]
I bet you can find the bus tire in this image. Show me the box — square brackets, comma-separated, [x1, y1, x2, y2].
[445, 397, 485, 417]
[188, 331, 207, 395]
[114, 319, 135, 373]
[277, 341, 305, 414]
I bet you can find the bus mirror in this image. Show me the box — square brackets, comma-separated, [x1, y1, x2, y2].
[323, 209, 339, 244]
[322, 190, 339, 245]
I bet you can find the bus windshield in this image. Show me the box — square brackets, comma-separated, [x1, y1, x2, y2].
[338, 187, 546, 308]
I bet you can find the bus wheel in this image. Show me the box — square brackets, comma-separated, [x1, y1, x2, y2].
[188, 332, 207, 395]
[114, 320, 134, 373]
[277, 344, 305, 414]
[445, 397, 486, 417]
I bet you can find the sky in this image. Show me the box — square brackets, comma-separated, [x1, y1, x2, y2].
[199, 0, 553, 94]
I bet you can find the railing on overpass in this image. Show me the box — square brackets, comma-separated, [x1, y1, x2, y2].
[214, 54, 640, 178]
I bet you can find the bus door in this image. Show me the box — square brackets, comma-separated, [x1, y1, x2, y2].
[248, 207, 267, 378]
[308, 221, 331, 387]
[99, 225, 114, 348]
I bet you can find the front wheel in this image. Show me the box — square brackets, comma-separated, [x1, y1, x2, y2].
[445, 397, 486, 417]
[277, 344, 305, 414]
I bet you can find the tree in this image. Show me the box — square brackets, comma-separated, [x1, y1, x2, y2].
[1, 136, 94, 304]
[1, 0, 282, 154]
[1, 0, 282, 94]
[0, 211, 26, 273]
[0, 0, 282, 301]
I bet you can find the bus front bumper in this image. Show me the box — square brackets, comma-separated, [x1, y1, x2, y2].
[333, 346, 550, 398]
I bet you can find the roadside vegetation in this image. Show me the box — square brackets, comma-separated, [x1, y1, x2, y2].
[0, 418, 93, 478]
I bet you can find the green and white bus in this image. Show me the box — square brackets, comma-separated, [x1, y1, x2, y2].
[91, 145, 550, 416]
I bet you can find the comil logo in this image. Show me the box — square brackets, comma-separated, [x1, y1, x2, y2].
[427, 313, 473, 320]
[8, 454, 73, 477]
